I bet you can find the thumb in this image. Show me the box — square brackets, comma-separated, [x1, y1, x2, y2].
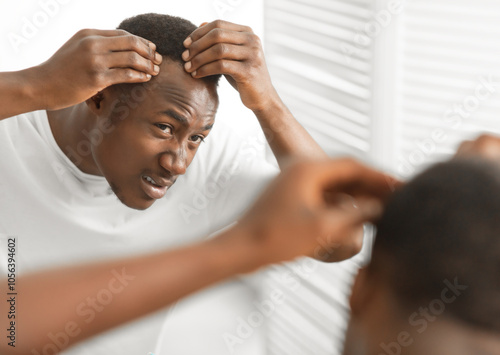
[349, 198, 384, 225]
[322, 197, 383, 232]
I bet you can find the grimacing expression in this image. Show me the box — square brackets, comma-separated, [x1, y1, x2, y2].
[92, 60, 219, 210]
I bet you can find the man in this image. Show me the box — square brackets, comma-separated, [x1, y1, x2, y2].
[5, 137, 500, 355]
[343, 152, 500, 355]
[44, 14, 327, 210]
[0, 13, 343, 355]
[1, 10, 498, 353]
[0, 157, 393, 355]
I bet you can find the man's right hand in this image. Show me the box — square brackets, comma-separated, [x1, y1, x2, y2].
[236, 159, 399, 264]
[29, 29, 163, 111]
[455, 134, 500, 161]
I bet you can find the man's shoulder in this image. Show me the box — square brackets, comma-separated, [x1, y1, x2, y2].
[0, 110, 47, 135]
[196, 121, 272, 173]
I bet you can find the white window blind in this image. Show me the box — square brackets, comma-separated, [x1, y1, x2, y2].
[264, 0, 374, 159]
[395, 0, 500, 178]
[263, 1, 375, 355]
[264, 1, 500, 355]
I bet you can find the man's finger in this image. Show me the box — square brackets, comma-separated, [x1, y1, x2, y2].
[332, 175, 401, 201]
[191, 59, 241, 79]
[316, 224, 365, 262]
[319, 198, 382, 249]
[302, 159, 400, 203]
[81, 29, 131, 38]
[102, 35, 161, 64]
[106, 51, 160, 76]
[104, 68, 152, 86]
[185, 43, 250, 74]
[184, 20, 253, 47]
[183, 30, 250, 62]
[348, 198, 384, 224]
[83, 29, 157, 51]
[455, 140, 473, 157]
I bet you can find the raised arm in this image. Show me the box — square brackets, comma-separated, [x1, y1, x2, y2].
[182, 20, 328, 168]
[1, 159, 396, 354]
[0, 29, 162, 120]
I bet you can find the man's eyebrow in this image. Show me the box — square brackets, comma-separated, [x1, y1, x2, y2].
[202, 123, 214, 131]
[158, 110, 214, 131]
[159, 110, 188, 126]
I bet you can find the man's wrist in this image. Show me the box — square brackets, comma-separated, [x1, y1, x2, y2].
[17, 67, 47, 112]
[206, 224, 270, 275]
[251, 89, 284, 117]
[251, 92, 294, 139]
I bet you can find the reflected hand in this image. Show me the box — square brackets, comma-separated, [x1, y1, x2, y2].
[182, 20, 277, 112]
[455, 134, 500, 161]
[32, 29, 162, 110]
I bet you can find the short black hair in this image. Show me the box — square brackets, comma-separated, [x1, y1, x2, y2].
[118, 13, 220, 85]
[371, 159, 500, 333]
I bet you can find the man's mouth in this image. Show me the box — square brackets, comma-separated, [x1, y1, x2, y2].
[144, 175, 161, 187]
[141, 175, 171, 200]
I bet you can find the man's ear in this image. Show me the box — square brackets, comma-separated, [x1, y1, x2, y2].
[86, 91, 104, 115]
[85, 89, 117, 116]
[349, 267, 376, 316]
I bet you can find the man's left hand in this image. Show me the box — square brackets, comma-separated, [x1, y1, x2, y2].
[182, 20, 277, 112]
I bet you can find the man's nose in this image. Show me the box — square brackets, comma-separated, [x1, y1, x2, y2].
[159, 147, 188, 177]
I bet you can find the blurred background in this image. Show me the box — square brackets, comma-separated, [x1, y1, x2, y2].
[2, 1, 500, 354]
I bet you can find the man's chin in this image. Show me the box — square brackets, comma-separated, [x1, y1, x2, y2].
[109, 183, 156, 210]
[127, 201, 155, 211]
[119, 196, 156, 211]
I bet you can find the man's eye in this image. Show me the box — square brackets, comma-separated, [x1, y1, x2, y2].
[191, 135, 205, 144]
[155, 123, 172, 134]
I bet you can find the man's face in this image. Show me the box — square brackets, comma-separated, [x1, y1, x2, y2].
[92, 60, 219, 210]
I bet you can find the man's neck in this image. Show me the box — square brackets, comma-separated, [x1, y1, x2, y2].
[368, 319, 500, 355]
[46, 103, 103, 176]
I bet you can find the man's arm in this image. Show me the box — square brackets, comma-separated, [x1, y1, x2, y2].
[182, 20, 328, 168]
[0, 29, 162, 120]
[1, 159, 396, 354]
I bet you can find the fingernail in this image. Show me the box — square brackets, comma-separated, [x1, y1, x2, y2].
[191, 71, 197, 77]
[183, 37, 192, 47]
[366, 201, 383, 219]
[182, 50, 190, 61]
[148, 42, 156, 50]
[184, 61, 192, 71]
[154, 52, 162, 63]
[154, 64, 160, 74]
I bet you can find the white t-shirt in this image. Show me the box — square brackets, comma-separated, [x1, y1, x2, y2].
[0, 110, 278, 355]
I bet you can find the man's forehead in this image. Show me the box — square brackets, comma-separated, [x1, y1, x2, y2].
[142, 60, 219, 117]
[146, 60, 216, 96]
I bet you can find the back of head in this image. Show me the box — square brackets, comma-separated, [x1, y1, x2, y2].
[118, 13, 220, 85]
[370, 158, 500, 333]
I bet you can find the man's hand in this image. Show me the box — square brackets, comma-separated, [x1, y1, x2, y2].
[29, 29, 163, 111]
[455, 134, 500, 161]
[236, 159, 399, 264]
[182, 20, 329, 167]
[182, 20, 277, 112]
